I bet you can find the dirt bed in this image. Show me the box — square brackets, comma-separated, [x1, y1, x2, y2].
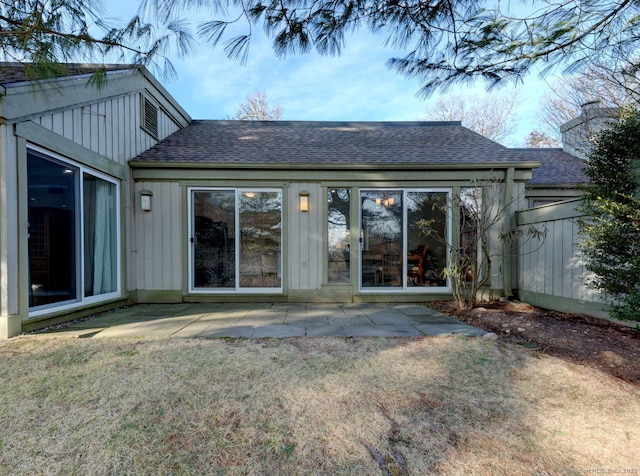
[430, 300, 640, 385]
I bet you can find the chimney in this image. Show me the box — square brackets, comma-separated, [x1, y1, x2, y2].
[560, 100, 619, 159]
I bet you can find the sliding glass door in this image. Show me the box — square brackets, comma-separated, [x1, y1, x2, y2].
[360, 191, 403, 288]
[191, 189, 282, 292]
[27, 149, 120, 312]
[27, 154, 78, 306]
[360, 189, 449, 291]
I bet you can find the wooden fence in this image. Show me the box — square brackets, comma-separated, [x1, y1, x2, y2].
[515, 199, 608, 318]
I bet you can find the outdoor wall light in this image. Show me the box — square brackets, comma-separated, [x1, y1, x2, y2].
[299, 190, 310, 212]
[140, 189, 153, 211]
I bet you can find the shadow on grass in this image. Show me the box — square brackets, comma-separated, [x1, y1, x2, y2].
[4, 320, 626, 474]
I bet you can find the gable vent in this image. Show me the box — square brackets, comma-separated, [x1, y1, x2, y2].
[142, 96, 158, 138]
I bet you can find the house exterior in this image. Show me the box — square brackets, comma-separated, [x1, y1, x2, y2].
[0, 64, 190, 337]
[130, 120, 541, 306]
[0, 63, 588, 338]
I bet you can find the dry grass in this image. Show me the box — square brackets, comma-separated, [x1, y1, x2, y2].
[0, 335, 638, 475]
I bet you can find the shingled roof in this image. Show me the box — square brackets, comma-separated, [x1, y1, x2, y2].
[131, 120, 536, 167]
[510, 148, 587, 185]
[0, 62, 135, 87]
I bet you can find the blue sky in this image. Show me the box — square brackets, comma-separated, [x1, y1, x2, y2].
[106, 1, 557, 147]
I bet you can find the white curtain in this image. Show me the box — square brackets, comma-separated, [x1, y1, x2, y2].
[84, 176, 116, 296]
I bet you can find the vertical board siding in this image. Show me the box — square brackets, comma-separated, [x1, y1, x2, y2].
[34, 92, 181, 167]
[288, 183, 323, 291]
[561, 219, 573, 298]
[135, 182, 182, 291]
[516, 202, 604, 305]
[32, 92, 183, 296]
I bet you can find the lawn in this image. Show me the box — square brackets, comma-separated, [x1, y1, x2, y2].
[0, 335, 638, 475]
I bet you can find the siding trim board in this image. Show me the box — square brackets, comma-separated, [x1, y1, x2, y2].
[131, 168, 535, 185]
[130, 161, 541, 172]
[516, 198, 582, 225]
[16, 121, 126, 179]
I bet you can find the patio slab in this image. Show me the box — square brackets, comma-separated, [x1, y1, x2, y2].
[198, 325, 257, 339]
[341, 324, 424, 337]
[415, 323, 486, 337]
[34, 303, 484, 339]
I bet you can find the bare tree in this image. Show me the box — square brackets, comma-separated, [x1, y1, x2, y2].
[234, 91, 283, 121]
[419, 179, 546, 309]
[537, 64, 640, 141]
[425, 92, 520, 145]
[524, 130, 560, 148]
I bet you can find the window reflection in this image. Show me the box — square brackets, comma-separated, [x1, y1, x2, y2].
[192, 189, 282, 290]
[193, 191, 236, 288]
[361, 191, 403, 288]
[27, 154, 78, 306]
[328, 189, 351, 283]
[407, 192, 447, 287]
[360, 190, 449, 290]
[239, 191, 282, 288]
[27, 151, 120, 310]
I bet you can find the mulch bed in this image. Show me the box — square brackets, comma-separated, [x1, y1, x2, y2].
[430, 300, 640, 385]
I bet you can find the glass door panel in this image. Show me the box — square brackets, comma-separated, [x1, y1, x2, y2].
[239, 191, 282, 288]
[360, 191, 403, 288]
[328, 188, 351, 283]
[83, 174, 118, 297]
[27, 153, 78, 307]
[407, 191, 448, 287]
[193, 191, 236, 288]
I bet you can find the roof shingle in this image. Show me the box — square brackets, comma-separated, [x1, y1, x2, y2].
[510, 148, 586, 185]
[0, 62, 134, 86]
[132, 120, 522, 166]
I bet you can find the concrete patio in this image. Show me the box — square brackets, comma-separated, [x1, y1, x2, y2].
[39, 302, 485, 339]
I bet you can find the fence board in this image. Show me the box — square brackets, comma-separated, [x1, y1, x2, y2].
[516, 199, 606, 317]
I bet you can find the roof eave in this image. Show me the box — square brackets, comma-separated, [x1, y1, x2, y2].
[527, 182, 585, 188]
[128, 160, 542, 171]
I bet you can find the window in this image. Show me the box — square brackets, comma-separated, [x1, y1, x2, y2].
[360, 189, 449, 291]
[142, 96, 158, 138]
[83, 174, 118, 297]
[190, 189, 282, 292]
[27, 149, 120, 314]
[327, 188, 351, 283]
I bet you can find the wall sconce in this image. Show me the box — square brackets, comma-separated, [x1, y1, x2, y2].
[299, 190, 310, 212]
[140, 189, 153, 211]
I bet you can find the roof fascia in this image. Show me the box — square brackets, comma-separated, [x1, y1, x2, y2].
[131, 166, 536, 183]
[1, 67, 134, 94]
[136, 65, 191, 126]
[129, 160, 541, 171]
[1, 66, 191, 126]
[1, 69, 142, 123]
[526, 183, 584, 189]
